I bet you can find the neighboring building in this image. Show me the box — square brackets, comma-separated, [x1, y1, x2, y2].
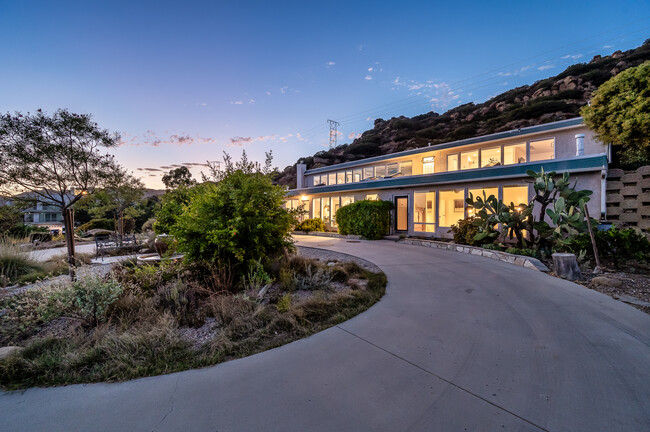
[2, 192, 68, 234]
[287, 118, 609, 238]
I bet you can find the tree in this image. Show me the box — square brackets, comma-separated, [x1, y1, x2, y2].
[81, 166, 145, 237]
[581, 61, 650, 167]
[171, 152, 294, 287]
[162, 166, 196, 189]
[0, 204, 23, 234]
[0, 109, 119, 278]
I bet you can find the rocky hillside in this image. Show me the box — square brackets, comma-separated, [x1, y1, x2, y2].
[274, 40, 650, 188]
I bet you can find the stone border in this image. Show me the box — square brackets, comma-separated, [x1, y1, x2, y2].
[400, 238, 550, 272]
[293, 231, 362, 240]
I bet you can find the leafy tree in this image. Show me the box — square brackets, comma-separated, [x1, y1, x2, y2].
[80, 166, 145, 237]
[162, 166, 196, 189]
[0, 109, 119, 278]
[581, 61, 650, 167]
[0, 204, 23, 234]
[153, 186, 195, 234]
[171, 152, 294, 286]
[134, 195, 161, 232]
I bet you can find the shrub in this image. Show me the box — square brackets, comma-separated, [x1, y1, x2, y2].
[504, 247, 541, 259]
[76, 218, 115, 233]
[336, 200, 393, 240]
[141, 218, 156, 232]
[297, 218, 325, 233]
[46, 277, 123, 326]
[450, 217, 482, 246]
[153, 186, 196, 235]
[566, 227, 650, 266]
[171, 170, 294, 283]
[277, 294, 292, 313]
[0, 239, 44, 286]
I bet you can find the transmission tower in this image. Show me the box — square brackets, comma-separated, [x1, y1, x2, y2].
[327, 119, 339, 149]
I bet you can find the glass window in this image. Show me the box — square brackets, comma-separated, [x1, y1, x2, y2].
[460, 150, 479, 170]
[530, 138, 554, 162]
[414, 191, 436, 233]
[481, 147, 502, 167]
[345, 170, 353, 183]
[467, 187, 498, 218]
[387, 163, 399, 177]
[331, 197, 341, 227]
[364, 166, 374, 179]
[375, 165, 386, 178]
[353, 169, 362, 182]
[400, 161, 412, 176]
[313, 198, 321, 219]
[322, 197, 331, 222]
[503, 143, 527, 165]
[439, 190, 465, 227]
[341, 196, 354, 207]
[365, 194, 379, 201]
[312, 175, 319, 186]
[447, 154, 459, 172]
[25, 213, 34, 223]
[422, 156, 435, 174]
[328, 173, 336, 185]
[337, 171, 345, 184]
[502, 186, 528, 209]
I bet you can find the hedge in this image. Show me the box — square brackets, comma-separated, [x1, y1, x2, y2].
[336, 200, 393, 240]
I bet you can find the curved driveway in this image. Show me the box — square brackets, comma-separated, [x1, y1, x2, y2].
[2, 236, 650, 431]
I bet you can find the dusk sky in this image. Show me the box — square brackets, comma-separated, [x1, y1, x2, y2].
[2, 1, 649, 188]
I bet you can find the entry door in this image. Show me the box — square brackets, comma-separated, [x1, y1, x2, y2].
[395, 196, 408, 232]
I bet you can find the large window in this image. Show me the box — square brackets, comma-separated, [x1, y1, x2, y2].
[467, 187, 498, 218]
[447, 154, 459, 171]
[365, 194, 379, 201]
[364, 166, 374, 179]
[341, 196, 355, 207]
[504, 143, 526, 165]
[422, 156, 435, 174]
[375, 165, 386, 178]
[345, 170, 353, 183]
[502, 185, 528, 208]
[414, 191, 436, 233]
[322, 197, 331, 222]
[400, 161, 412, 176]
[331, 197, 340, 226]
[530, 138, 554, 162]
[439, 190, 465, 227]
[337, 171, 345, 184]
[387, 163, 399, 177]
[353, 169, 362, 182]
[328, 173, 336, 185]
[313, 198, 321, 219]
[480, 147, 501, 167]
[460, 150, 479, 170]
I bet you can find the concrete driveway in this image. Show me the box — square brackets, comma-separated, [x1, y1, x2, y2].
[1, 236, 649, 431]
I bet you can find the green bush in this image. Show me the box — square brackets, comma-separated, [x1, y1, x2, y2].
[297, 218, 325, 233]
[504, 247, 541, 259]
[566, 227, 650, 266]
[450, 217, 483, 246]
[154, 186, 195, 235]
[336, 200, 393, 240]
[170, 170, 294, 284]
[76, 218, 114, 233]
[46, 276, 123, 326]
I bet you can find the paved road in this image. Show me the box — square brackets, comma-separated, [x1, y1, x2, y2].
[2, 236, 649, 431]
[28, 242, 96, 262]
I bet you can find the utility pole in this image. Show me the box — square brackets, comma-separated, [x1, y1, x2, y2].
[327, 119, 339, 149]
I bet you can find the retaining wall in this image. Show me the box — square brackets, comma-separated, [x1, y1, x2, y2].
[606, 165, 650, 238]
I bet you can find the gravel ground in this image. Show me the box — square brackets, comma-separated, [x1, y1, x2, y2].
[576, 271, 650, 314]
[3, 264, 113, 296]
[296, 245, 382, 273]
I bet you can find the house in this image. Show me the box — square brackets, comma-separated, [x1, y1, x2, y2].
[2, 192, 67, 234]
[286, 117, 609, 238]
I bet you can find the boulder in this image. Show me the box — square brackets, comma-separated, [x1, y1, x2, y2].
[0, 346, 24, 360]
[590, 276, 623, 288]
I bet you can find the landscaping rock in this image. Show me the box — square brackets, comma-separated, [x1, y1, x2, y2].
[591, 276, 623, 288]
[0, 346, 24, 360]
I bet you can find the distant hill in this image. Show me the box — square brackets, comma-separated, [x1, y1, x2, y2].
[274, 40, 650, 188]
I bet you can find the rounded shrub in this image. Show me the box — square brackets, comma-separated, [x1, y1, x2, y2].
[336, 200, 393, 240]
[297, 218, 325, 233]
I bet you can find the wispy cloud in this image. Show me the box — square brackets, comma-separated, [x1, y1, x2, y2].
[230, 100, 243, 105]
[119, 131, 219, 148]
[280, 86, 288, 94]
[603, 44, 614, 49]
[326, 61, 336, 68]
[561, 53, 583, 60]
[137, 167, 163, 172]
[364, 75, 373, 80]
[368, 67, 374, 72]
[265, 91, 272, 96]
[538, 64, 555, 71]
[348, 132, 361, 139]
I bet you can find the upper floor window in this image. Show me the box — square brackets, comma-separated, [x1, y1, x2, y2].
[364, 166, 374, 179]
[387, 163, 399, 177]
[530, 138, 554, 162]
[345, 170, 353, 183]
[422, 156, 435, 174]
[328, 173, 336, 185]
[504, 143, 527, 165]
[353, 169, 362, 182]
[375, 165, 386, 178]
[447, 154, 459, 171]
[480, 147, 501, 167]
[336, 171, 345, 184]
[460, 150, 478, 170]
[400, 161, 412, 176]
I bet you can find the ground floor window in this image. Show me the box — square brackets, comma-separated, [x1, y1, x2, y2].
[439, 190, 465, 227]
[365, 194, 379, 201]
[313, 198, 321, 219]
[414, 191, 435, 232]
[502, 185, 528, 209]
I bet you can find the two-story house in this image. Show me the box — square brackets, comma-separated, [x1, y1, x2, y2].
[286, 117, 609, 238]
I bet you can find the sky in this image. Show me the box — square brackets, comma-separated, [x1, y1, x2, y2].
[1, 0, 649, 188]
